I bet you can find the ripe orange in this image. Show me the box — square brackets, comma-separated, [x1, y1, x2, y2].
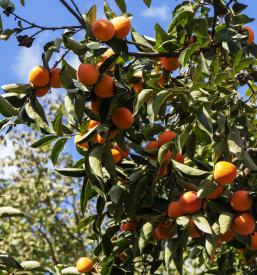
[29, 66, 50, 87]
[158, 75, 166, 87]
[77, 64, 100, 86]
[217, 228, 234, 244]
[188, 218, 201, 238]
[91, 99, 101, 116]
[92, 19, 115, 42]
[35, 86, 50, 97]
[242, 26, 254, 44]
[167, 201, 185, 219]
[88, 120, 99, 129]
[120, 221, 137, 232]
[249, 232, 257, 250]
[232, 212, 255, 236]
[180, 191, 202, 214]
[174, 153, 184, 164]
[230, 190, 253, 212]
[145, 140, 159, 152]
[160, 57, 180, 72]
[113, 144, 129, 158]
[158, 130, 177, 147]
[164, 150, 172, 164]
[158, 164, 168, 177]
[76, 257, 94, 273]
[94, 75, 114, 98]
[154, 222, 174, 241]
[94, 133, 105, 144]
[74, 133, 89, 149]
[49, 68, 61, 88]
[207, 184, 223, 200]
[111, 16, 131, 39]
[213, 161, 237, 185]
[112, 107, 134, 129]
[132, 82, 143, 93]
[111, 148, 122, 164]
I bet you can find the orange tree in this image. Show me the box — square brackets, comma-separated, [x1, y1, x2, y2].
[1, 0, 257, 274]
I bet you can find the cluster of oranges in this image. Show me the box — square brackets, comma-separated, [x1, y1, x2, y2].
[29, 66, 61, 96]
[119, 160, 257, 251]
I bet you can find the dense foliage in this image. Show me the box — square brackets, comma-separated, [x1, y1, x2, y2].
[0, 0, 257, 274]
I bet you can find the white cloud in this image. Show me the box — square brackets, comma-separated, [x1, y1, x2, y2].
[142, 4, 170, 21]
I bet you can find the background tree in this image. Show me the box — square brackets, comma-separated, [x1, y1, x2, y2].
[0, 0, 257, 274]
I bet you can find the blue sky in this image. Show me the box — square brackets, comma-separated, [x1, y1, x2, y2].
[0, 0, 257, 161]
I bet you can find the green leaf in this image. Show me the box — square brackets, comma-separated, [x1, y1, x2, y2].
[55, 168, 86, 177]
[31, 135, 58, 148]
[157, 143, 170, 165]
[219, 212, 234, 234]
[138, 221, 154, 252]
[172, 160, 210, 176]
[0, 253, 22, 269]
[179, 43, 200, 67]
[243, 151, 257, 171]
[143, 0, 151, 7]
[80, 180, 96, 215]
[104, 0, 117, 19]
[232, 3, 247, 14]
[76, 215, 96, 232]
[53, 107, 63, 136]
[233, 49, 243, 69]
[61, 267, 80, 275]
[0, 13, 2, 30]
[131, 28, 155, 52]
[89, 145, 104, 179]
[155, 23, 169, 50]
[0, 29, 17, 40]
[0, 207, 23, 217]
[227, 128, 244, 157]
[133, 89, 153, 115]
[62, 35, 87, 55]
[0, 95, 19, 117]
[147, 89, 171, 124]
[114, 0, 126, 13]
[20, 261, 42, 271]
[83, 5, 96, 32]
[197, 106, 213, 139]
[59, 60, 76, 89]
[192, 214, 212, 234]
[109, 185, 124, 204]
[1, 83, 30, 93]
[20, 0, 25, 6]
[51, 138, 68, 165]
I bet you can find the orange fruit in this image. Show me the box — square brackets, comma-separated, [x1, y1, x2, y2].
[180, 191, 202, 214]
[218, 228, 234, 244]
[120, 221, 137, 232]
[94, 75, 114, 98]
[49, 68, 61, 88]
[160, 57, 180, 72]
[112, 107, 134, 129]
[77, 64, 100, 86]
[174, 153, 184, 164]
[145, 140, 159, 152]
[111, 148, 122, 164]
[249, 232, 257, 250]
[232, 212, 255, 236]
[76, 257, 94, 273]
[230, 190, 253, 212]
[91, 99, 101, 116]
[74, 133, 89, 149]
[242, 26, 254, 44]
[158, 130, 177, 147]
[188, 218, 201, 238]
[158, 164, 168, 177]
[207, 184, 223, 200]
[164, 150, 172, 164]
[92, 19, 115, 42]
[113, 144, 129, 158]
[167, 201, 185, 219]
[29, 66, 49, 87]
[213, 161, 237, 185]
[154, 222, 174, 241]
[111, 16, 131, 39]
[88, 120, 99, 129]
[94, 133, 105, 144]
[158, 75, 166, 87]
[132, 82, 143, 93]
[34, 86, 50, 97]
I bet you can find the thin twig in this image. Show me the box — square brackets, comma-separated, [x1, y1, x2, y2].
[59, 0, 86, 27]
[127, 51, 179, 58]
[52, 49, 70, 69]
[10, 11, 81, 31]
[70, 0, 84, 21]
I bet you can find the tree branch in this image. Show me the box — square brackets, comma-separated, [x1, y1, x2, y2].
[70, 0, 84, 21]
[127, 51, 179, 58]
[59, 0, 86, 27]
[10, 11, 81, 31]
